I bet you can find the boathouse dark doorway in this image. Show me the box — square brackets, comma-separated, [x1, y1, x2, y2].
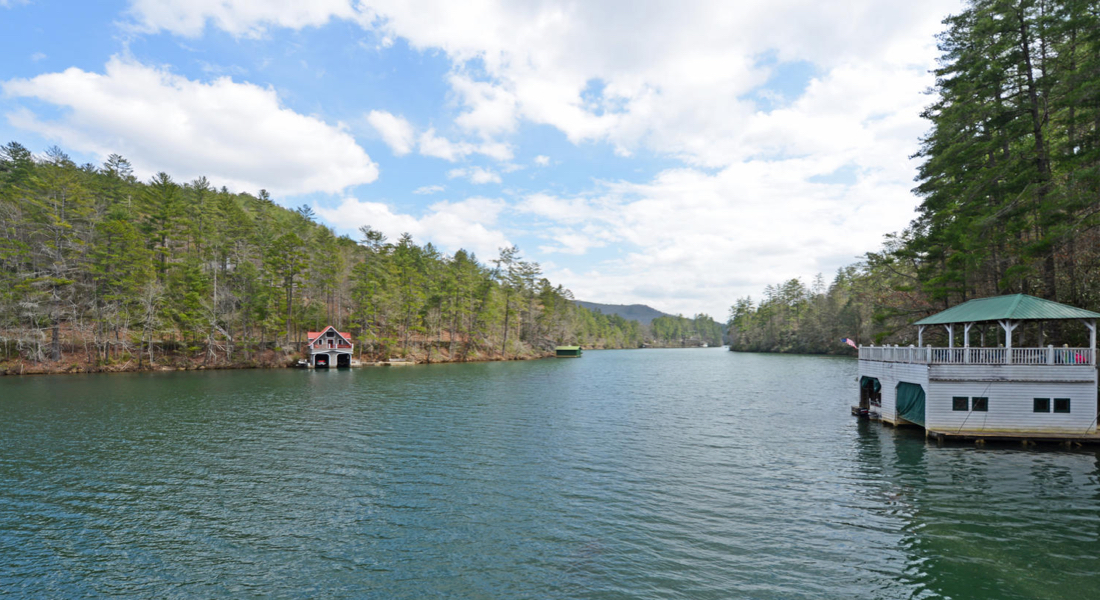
[859, 376, 881, 410]
[337, 354, 351, 368]
[315, 354, 329, 368]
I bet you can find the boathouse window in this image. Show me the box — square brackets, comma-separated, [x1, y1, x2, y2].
[972, 397, 988, 412]
[1053, 398, 1071, 413]
[1033, 398, 1050, 413]
[952, 397, 968, 411]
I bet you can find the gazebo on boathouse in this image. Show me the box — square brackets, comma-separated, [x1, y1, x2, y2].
[857, 294, 1099, 441]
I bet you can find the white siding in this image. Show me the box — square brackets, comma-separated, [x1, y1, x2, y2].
[928, 364, 1096, 383]
[860, 360, 1098, 436]
[858, 361, 929, 425]
[926, 380, 1097, 435]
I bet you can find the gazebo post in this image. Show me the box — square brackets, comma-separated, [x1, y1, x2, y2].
[964, 322, 973, 364]
[917, 325, 925, 347]
[946, 324, 954, 348]
[1085, 319, 1097, 366]
[1000, 319, 1017, 364]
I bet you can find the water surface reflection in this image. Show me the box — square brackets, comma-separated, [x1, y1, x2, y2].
[0, 350, 1097, 598]
[856, 420, 1100, 600]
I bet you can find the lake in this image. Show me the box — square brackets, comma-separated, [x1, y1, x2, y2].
[1, 349, 1098, 599]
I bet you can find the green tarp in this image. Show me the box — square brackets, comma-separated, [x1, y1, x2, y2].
[896, 382, 926, 427]
[860, 376, 881, 394]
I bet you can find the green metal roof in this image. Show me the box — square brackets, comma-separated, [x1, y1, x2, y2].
[555, 346, 581, 350]
[914, 294, 1100, 325]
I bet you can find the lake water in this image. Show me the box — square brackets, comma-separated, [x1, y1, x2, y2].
[1, 349, 1098, 599]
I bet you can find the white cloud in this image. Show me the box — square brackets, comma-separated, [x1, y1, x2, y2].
[537, 226, 611, 256]
[519, 192, 599, 225]
[534, 155, 550, 166]
[468, 168, 501, 184]
[418, 127, 473, 162]
[476, 140, 514, 161]
[29, 52, 46, 62]
[367, 109, 415, 156]
[449, 72, 518, 140]
[126, 1, 959, 167]
[417, 128, 513, 162]
[346, 0, 956, 167]
[315, 196, 510, 259]
[525, 154, 920, 316]
[2, 57, 378, 196]
[413, 184, 445, 194]
[447, 166, 501, 185]
[515, 52, 942, 314]
[125, 0, 363, 38]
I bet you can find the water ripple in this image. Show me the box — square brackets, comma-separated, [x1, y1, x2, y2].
[1, 351, 1099, 599]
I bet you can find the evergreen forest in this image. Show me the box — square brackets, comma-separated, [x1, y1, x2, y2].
[729, 0, 1100, 354]
[0, 143, 711, 372]
[648, 314, 725, 347]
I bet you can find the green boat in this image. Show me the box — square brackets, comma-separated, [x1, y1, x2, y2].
[555, 346, 582, 358]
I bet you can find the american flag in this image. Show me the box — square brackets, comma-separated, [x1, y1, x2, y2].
[841, 338, 858, 349]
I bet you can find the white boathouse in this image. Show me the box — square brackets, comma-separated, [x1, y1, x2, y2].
[857, 294, 1099, 441]
[305, 326, 354, 368]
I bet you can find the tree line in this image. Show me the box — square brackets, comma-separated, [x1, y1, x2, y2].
[729, 0, 1100, 354]
[649, 314, 724, 347]
[0, 142, 649, 371]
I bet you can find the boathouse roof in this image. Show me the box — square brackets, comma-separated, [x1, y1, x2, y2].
[307, 326, 353, 342]
[914, 294, 1100, 325]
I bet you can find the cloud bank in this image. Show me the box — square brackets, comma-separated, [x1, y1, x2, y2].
[316, 196, 511, 260]
[3, 57, 379, 195]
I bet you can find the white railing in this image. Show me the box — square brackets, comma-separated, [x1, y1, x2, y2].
[1012, 348, 1047, 365]
[859, 346, 1094, 366]
[859, 345, 931, 363]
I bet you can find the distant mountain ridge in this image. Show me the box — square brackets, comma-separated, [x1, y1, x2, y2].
[574, 301, 671, 325]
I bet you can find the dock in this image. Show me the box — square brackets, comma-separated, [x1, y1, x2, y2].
[854, 294, 1099, 444]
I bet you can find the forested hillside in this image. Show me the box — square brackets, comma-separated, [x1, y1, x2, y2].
[0, 142, 647, 372]
[574, 301, 669, 325]
[573, 301, 724, 347]
[729, 0, 1100, 354]
[649, 314, 725, 347]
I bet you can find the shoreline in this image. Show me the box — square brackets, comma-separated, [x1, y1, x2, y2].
[0, 352, 555, 377]
[725, 347, 856, 358]
[0, 344, 585, 377]
[0, 344, 729, 377]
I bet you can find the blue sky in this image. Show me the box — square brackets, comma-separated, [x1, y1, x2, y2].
[0, 0, 962, 317]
